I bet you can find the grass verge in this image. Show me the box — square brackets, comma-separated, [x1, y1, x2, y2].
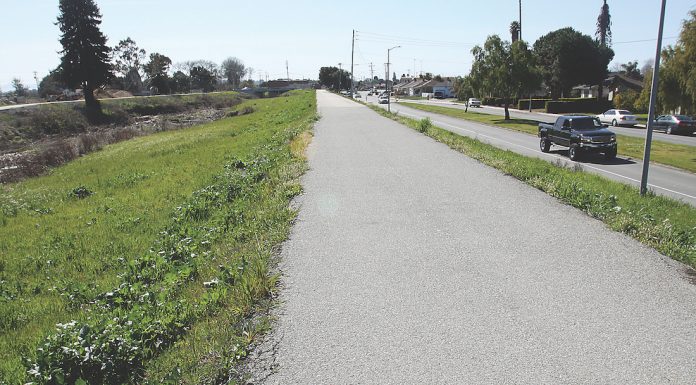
[369, 104, 696, 269]
[0, 90, 317, 384]
[399, 102, 696, 174]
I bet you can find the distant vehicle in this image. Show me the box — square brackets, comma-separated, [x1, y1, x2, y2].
[433, 91, 445, 99]
[378, 95, 389, 104]
[597, 109, 639, 127]
[467, 98, 481, 107]
[652, 115, 696, 135]
[353, 93, 362, 99]
[538, 115, 617, 161]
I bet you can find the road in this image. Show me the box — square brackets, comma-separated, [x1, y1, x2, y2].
[391, 97, 696, 146]
[251, 90, 696, 384]
[359, 94, 696, 206]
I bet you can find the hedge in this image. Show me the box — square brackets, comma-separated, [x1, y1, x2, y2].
[518, 99, 551, 110]
[545, 98, 613, 114]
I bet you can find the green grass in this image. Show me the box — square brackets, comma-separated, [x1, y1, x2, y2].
[0, 90, 317, 384]
[399, 102, 696, 174]
[0, 92, 246, 153]
[370, 105, 696, 270]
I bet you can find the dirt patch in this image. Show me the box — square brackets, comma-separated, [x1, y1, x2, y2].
[0, 108, 227, 183]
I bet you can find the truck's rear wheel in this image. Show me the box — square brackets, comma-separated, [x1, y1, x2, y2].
[540, 138, 551, 153]
[569, 144, 581, 161]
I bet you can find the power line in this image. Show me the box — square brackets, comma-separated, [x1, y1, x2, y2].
[612, 35, 678, 44]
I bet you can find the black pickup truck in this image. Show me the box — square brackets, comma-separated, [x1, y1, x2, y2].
[538, 116, 617, 161]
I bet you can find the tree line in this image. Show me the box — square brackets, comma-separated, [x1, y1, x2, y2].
[30, 0, 254, 117]
[457, 2, 696, 117]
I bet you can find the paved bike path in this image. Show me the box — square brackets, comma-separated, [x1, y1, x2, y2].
[252, 90, 696, 384]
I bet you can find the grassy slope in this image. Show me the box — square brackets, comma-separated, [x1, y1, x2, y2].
[371, 105, 696, 269]
[399, 102, 696, 174]
[0, 91, 316, 383]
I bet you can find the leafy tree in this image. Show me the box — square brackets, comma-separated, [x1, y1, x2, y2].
[596, 0, 612, 47]
[144, 53, 172, 94]
[318, 66, 350, 90]
[190, 66, 216, 92]
[38, 69, 67, 97]
[434, 75, 444, 82]
[11, 78, 27, 97]
[56, 0, 112, 116]
[112, 38, 146, 93]
[510, 21, 520, 43]
[533, 27, 614, 99]
[221, 57, 246, 88]
[633, 66, 652, 113]
[454, 76, 474, 101]
[660, 47, 692, 114]
[169, 71, 191, 93]
[470, 36, 540, 119]
[659, 10, 696, 114]
[619, 61, 641, 79]
[113, 37, 146, 77]
[175, 60, 219, 77]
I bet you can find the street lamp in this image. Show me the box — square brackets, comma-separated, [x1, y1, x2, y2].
[387, 45, 401, 112]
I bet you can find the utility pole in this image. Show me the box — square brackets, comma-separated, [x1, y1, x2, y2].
[286, 60, 289, 80]
[338, 62, 343, 91]
[368, 62, 375, 82]
[640, 0, 667, 196]
[387, 45, 401, 113]
[351, 29, 355, 97]
[519, 0, 522, 41]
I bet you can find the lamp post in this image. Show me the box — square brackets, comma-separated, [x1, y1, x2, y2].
[640, 0, 667, 196]
[387, 45, 401, 113]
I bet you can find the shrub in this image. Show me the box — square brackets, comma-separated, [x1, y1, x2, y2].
[417, 117, 432, 133]
[28, 106, 88, 135]
[36, 139, 77, 167]
[613, 91, 639, 111]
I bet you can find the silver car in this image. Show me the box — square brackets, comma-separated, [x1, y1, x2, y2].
[597, 109, 639, 127]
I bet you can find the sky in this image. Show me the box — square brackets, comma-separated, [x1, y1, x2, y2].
[1, 0, 695, 92]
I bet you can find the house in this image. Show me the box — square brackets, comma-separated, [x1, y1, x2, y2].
[413, 78, 455, 98]
[394, 78, 427, 96]
[573, 72, 643, 99]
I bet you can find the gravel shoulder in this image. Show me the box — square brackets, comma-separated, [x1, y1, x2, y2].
[247, 90, 696, 384]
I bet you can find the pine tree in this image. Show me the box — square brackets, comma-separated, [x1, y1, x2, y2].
[57, 0, 112, 117]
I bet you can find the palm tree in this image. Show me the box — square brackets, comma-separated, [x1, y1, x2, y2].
[596, 0, 612, 47]
[510, 21, 520, 43]
[596, 0, 612, 100]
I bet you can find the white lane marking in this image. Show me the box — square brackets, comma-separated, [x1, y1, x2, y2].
[394, 109, 696, 201]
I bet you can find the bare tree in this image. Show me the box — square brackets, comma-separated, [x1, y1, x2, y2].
[221, 57, 247, 88]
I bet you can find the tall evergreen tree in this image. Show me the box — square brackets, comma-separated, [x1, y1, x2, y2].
[56, 0, 112, 116]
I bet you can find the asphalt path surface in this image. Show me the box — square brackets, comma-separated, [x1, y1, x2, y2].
[359, 95, 696, 207]
[252, 90, 696, 384]
[393, 97, 696, 146]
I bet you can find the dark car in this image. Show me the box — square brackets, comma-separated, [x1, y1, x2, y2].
[652, 115, 696, 135]
[539, 116, 617, 161]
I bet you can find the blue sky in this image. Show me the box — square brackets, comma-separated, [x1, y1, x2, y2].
[1, 0, 695, 91]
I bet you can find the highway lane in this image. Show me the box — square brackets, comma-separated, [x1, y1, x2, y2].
[361, 94, 696, 206]
[255, 91, 696, 384]
[394, 97, 696, 146]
